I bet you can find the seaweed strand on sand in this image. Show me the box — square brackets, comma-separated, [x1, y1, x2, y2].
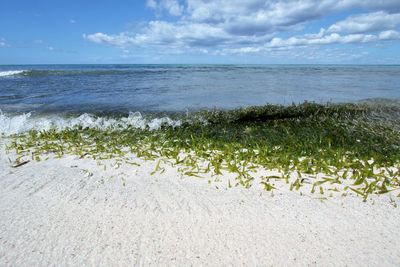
[6, 102, 400, 200]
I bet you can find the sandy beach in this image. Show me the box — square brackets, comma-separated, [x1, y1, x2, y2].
[2, 0, 400, 265]
[1, 142, 399, 267]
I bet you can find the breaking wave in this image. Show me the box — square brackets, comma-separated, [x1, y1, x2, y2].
[0, 68, 178, 78]
[0, 70, 29, 77]
[0, 111, 181, 135]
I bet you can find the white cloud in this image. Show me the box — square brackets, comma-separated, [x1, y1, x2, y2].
[84, 21, 273, 49]
[223, 30, 400, 54]
[187, 0, 336, 34]
[146, 0, 183, 16]
[185, 0, 400, 35]
[85, 27, 400, 55]
[379, 30, 400, 40]
[328, 11, 400, 33]
[336, 0, 400, 11]
[83, 32, 137, 47]
[0, 38, 8, 47]
[146, 0, 157, 9]
[85, 0, 400, 55]
[268, 33, 378, 48]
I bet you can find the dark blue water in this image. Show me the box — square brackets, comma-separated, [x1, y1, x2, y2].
[1, 64, 400, 115]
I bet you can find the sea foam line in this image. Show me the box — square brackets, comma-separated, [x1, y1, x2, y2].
[0, 111, 181, 135]
[0, 70, 27, 77]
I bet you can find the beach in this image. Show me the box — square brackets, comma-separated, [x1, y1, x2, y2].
[2, 0, 400, 264]
[1, 141, 400, 266]
[1, 65, 400, 266]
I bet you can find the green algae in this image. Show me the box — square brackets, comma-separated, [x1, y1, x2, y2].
[6, 102, 400, 200]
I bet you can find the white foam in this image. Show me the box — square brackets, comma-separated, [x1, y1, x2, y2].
[0, 111, 181, 135]
[0, 70, 27, 77]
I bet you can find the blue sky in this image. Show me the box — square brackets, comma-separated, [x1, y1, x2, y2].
[1, 0, 400, 64]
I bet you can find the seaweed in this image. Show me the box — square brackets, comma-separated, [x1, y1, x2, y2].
[6, 102, 400, 199]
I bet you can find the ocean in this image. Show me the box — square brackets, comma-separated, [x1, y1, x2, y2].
[1, 64, 400, 133]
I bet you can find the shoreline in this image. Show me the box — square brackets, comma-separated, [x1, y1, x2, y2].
[1, 102, 400, 265]
[5, 103, 400, 199]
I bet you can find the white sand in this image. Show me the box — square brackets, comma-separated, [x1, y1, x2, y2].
[1, 144, 400, 266]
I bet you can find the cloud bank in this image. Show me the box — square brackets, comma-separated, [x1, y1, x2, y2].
[83, 0, 400, 57]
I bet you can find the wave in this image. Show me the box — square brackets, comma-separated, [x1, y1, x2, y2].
[0, 111, 181, 135]
[0, 70, 29, 77]
[0, 66, 236, 78]
[0, 69, 171, 78]
[2, 101, 400, 136]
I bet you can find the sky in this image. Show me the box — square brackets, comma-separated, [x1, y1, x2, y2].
[1, 0, 400, 64]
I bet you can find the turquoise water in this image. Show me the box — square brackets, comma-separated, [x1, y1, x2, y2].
[0, 64, 400, 116]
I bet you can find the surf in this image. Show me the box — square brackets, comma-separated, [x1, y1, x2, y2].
[0, 70, 28, 77]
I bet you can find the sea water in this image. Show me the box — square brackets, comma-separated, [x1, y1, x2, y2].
[0, 64, 399, 133]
